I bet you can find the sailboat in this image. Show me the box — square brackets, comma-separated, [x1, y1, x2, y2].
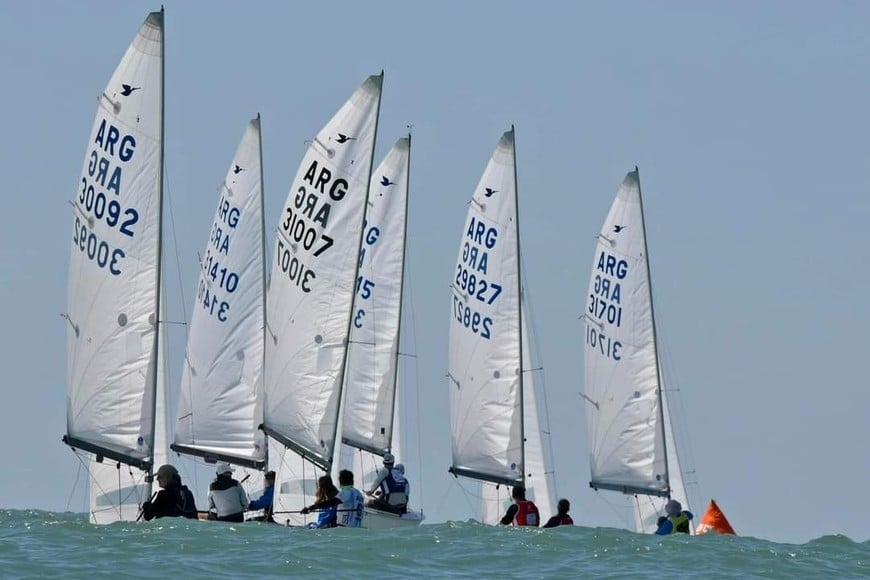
[447, 128, 556, 524]
[338, 136, 424, 528]
[62, 10, 169, 524]
[171, 117, 268, 505]
[264, 74, 383, 527]
[582, 168, 691, 533]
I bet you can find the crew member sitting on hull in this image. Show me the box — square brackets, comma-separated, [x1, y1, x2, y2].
[207, 462, 249, 523]
[499, 484, 540, 527]
[655, 499, 694, 535]
[365, 453, 409, 514]
[140, 464, 197, 521]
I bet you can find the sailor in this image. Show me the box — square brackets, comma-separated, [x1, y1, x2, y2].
[140, 464, 197, 521]
[247, 470, 276, 522]
[655, 499, 694, 535]
[542, 498, 574, 528]
[365, 453, 409, 514]
[302, 469, 364, 527]
[207, 462, 249, 523]
[499, 485, 540, 527]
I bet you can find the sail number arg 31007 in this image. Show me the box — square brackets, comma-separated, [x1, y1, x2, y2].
[275, 160, 352, 294]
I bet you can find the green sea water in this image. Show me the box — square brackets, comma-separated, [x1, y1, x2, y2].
[0, 510, 866, 579]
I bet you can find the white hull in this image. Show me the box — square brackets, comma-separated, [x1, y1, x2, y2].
[363, 507, 424, 529]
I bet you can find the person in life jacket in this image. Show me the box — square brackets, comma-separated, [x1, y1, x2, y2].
[542, 498, 574, 528]
[499, 484, 540, 527]
[207, 462, 249, 523]
[365, 453, 409, 514]
[140, 464, 198, 521]
[303, 469, 364, 528]
[655, 499, 694, 535]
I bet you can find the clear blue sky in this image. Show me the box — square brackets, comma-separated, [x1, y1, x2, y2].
[2, 1, 868, 544]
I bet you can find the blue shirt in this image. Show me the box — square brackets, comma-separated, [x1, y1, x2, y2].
[248, 484, 274, 511]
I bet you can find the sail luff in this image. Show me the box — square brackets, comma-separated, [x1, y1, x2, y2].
[387, 132, 411, 452]
[148, 4, 166, 490]
[634, 167, 671, 498]
[511, 125, 526, 488]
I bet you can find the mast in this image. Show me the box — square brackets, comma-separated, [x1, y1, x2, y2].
[148, 4, 166, 490]
[511, 125, 526, 487]
[258, 112, 268, 469]
[635, 166, 671, 498]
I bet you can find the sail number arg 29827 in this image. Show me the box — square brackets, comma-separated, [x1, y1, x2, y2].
[453, 295, 492, 339]
[454, 264, 502, 305]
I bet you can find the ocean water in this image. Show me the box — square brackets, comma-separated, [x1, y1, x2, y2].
[0, 510, 867, 579]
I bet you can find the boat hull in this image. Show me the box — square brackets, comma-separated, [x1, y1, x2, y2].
[363, 507, 424, 529]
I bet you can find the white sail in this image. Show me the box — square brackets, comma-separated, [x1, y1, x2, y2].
[173, 117, 266, 469]
[448, 129, 523, 487]
[269, 439, 319, 527]
[583, 169, 690, 532]
[518, 301, 556, 519]
[264, 73, 383, 472]
[634, 384, 689, 532]
[341, 137, 410, 456]
[479, 299, 556, 524]
[64, 11, 164, 523]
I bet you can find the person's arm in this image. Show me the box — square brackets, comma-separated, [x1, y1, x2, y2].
[237, 485, 249, 511]
[655, 519, 673, 535]
[367, 468, 387, 495]
[500, 503, 518, 525]
[302, 496, 341, 513]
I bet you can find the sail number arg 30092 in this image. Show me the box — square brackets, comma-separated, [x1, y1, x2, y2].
[275, 160, 349, 294]
[587, 250, 627, 361]
[71, 119, 141, 276]
[453, 217, 504, 340]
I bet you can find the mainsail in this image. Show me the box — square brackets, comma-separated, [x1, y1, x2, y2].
[63, 10, 166, 524]
[173, 117, 266, 470]
[448, 128, 555, 523]
[583, 169, 690, 533]
[264, 74, 382, 522]
[341, 136, 410, 458]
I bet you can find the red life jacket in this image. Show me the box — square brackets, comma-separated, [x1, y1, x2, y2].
[557, 514, 574, 525]
[514, 500, 540, 526]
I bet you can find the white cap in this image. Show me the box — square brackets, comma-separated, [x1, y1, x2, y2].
[216, 462, 234, 475]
